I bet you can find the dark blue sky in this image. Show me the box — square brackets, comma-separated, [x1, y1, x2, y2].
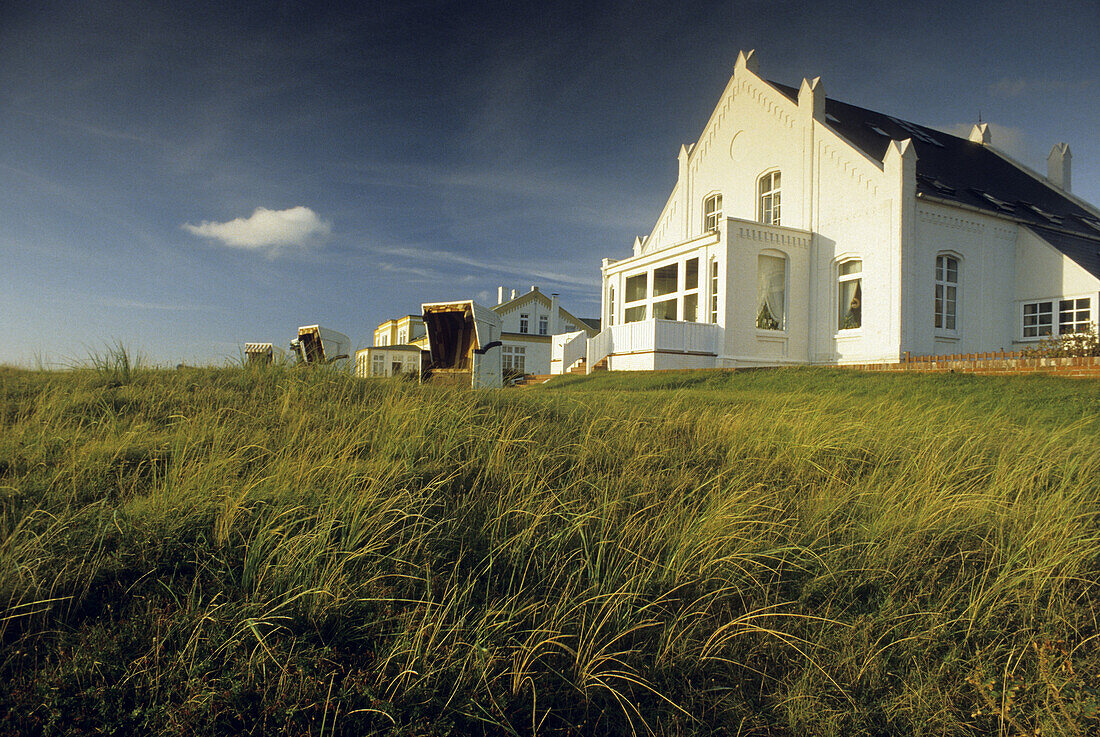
[3, 0, 1098, 365]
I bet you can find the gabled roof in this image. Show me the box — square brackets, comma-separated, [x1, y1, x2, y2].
[1025, 225, 1100, 280]
[770, 81, 1100, 274]
[492, 289, 597, 335]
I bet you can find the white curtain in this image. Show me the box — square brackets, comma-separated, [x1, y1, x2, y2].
[757, 255, 786, 330]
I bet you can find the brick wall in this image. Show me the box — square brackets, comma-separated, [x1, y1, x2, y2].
[839, 352, 1100, 378]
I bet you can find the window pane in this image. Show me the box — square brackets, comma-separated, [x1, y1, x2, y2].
[653, 263, 678, 296]
[652, 298, 677, 320]
[683, 293, 698, 322]
[840, 259, 862, 276]
[685, 258, 699, 290]
[625, 274, 647, 302]
[624, 305, 646, 323]
[756, 255, 786, 330]
[839, 279, 862, 329]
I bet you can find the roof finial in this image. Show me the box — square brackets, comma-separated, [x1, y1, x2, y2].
[978, 110, 982, 124]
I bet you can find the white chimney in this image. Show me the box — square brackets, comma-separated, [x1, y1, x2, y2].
[510, 288, 517, 300]
[550, 293, 560, 334]
[530, 285, 539, 294]
[969, 123, 991, 145]
[1048, 143, 1072, 191]
[497, 286, 505, 305]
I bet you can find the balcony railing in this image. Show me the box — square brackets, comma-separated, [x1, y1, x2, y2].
[587, 319, 722, 372]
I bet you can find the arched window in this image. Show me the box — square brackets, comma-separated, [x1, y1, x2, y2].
[838, 259, 862, 330]
[758, 171, 781, 225]
[756, 253, 787, 330]
[703, 193, 722, 231]
[934, 254, 958, 332]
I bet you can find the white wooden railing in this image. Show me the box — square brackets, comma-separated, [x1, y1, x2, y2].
[587, 320, 723, 373]
[550, 331, 588, 374]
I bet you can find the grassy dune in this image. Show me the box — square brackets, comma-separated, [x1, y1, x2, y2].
[1, 363, 1098, 735]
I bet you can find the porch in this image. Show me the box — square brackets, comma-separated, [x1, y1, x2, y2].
[586, 319, 723, 373]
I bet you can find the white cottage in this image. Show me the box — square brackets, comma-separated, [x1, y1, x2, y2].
[490, 286, 598, 375]
[586, 50, 1100, 371]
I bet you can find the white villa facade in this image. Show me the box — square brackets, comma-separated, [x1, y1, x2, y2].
[491, 286, 598, 375]
[577, 50, 1100, 372]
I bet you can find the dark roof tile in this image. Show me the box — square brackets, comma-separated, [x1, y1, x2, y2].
[768, 80, 1100, 274]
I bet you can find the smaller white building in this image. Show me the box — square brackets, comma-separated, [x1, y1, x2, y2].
[490, 286, 598, 375]
[355, 345, 425, 379]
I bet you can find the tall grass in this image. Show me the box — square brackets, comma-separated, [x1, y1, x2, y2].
[0, 365, 1097, 735]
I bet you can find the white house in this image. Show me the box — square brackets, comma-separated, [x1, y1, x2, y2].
[585, 50, 1100, 371]
[490, 286, 598, 375]
[355, 345, 425, 379]
[374, 315, 427, 349]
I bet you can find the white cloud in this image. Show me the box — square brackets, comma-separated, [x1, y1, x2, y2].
[183, 206, 331, 253]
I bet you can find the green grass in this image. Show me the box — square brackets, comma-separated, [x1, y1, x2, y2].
[1, 362, 1098, 735]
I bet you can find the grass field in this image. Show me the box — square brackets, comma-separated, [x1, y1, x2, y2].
[1, 361, 1098, 735]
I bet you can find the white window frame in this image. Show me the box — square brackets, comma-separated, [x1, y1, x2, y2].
[519, 313, 529, 334]
[683, 256, 700, 322]
[538, 315, 548, 335]
[1020, 295, 1094, 340]
[623, 272, 648, 324]
[758, 170, 781, 226]
[934, 253, 960, 335]
[837, 257, 863, 332]
[756, 250, 788, 332]
[703, 192, 723, 232]
[371, 353, 386, 376]
[502, 345, 526, 373]
[709, 259, 719, 323]
[608, 286, 615, 326]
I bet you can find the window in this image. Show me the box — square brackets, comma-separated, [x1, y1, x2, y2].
[703, 193, 723, 231]
[625, 274, 648, 302]
[838, 259, 862, 330]
[652, 298, 677, 320]
[1023, 301, 1053, 338]
[538, 315, 548, 335]
[934, 255, 958, 332]
[683, 294, 698, 322]
[378, 334, 390, 346]
[1059, 298, 1091, 334]
[757, 254, 786, 330]
[371, 353, 385, 376]
[709, 261, 719, 323]
[519, 313, 529, 334]
[685, 258, 699, 290]
[758, 171, 781, 225]
[356, 354, 367, 377]
[391, 361, 402, 375]
[608, 287, 615, 326]
[624, 272, 647, 323]
[397, 327, 408, 344]
[502, 345, 526, 373]
[654, 264, 678, 296]
[1023, 297, 1092, 338]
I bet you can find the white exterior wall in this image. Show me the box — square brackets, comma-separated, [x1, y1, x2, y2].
[908, 201, 1018, 355]
[501, 338, 551, 375]
[1014, 228, 1100, 345]
[599, 50, 1100, 370]
[721, 220, 812, 365]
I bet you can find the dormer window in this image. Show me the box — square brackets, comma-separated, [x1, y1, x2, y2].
[703, 193, 722, 231]
[758, 171, 781, 225]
